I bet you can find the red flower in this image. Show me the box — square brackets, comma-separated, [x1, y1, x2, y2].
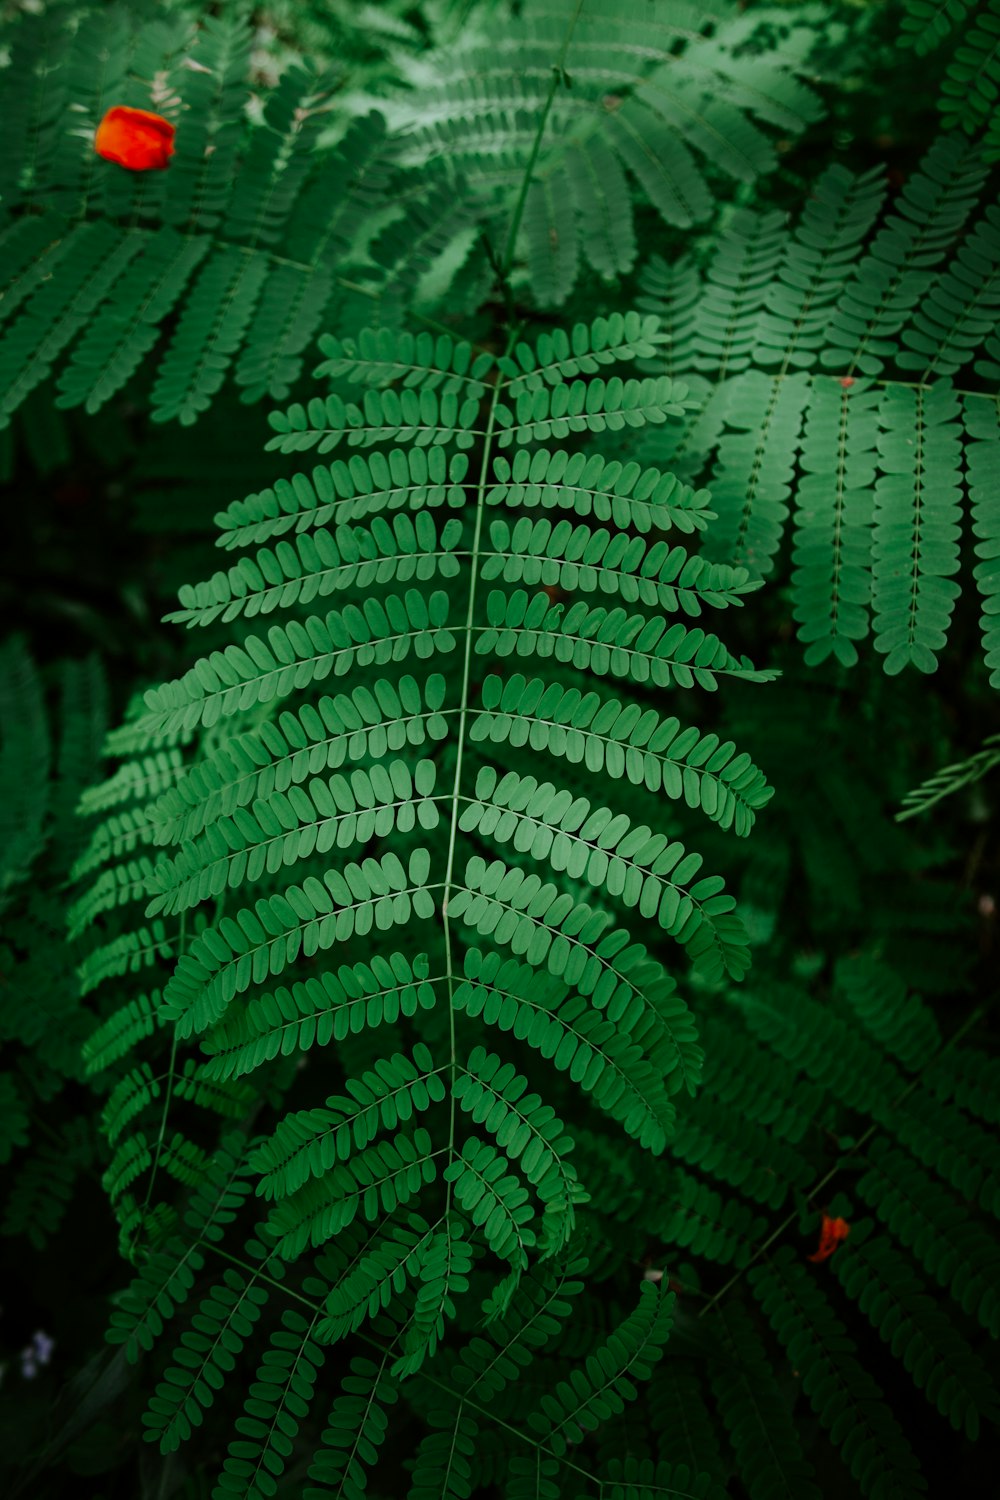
[94, 106, 175, 171]
[807, 1212, 850, 1263]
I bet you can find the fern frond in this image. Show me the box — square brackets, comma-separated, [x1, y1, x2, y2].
[476, 591, 773, 693]
[0, 12, 399, 425]
[106, 1137, 253, 1359]
[897, 732, 1000, 820]
[834, 954, 941, 1071]
[77, 305, 772, 1489]
[750, 1247, 926, 1500]
[452, 951, 679, 1152]
[316, 327, 495, 395]
[899, 204, 1000, 376]
[710, 1299, 821, 1500]
[253, 1044, 446, 1198]
[388, 0, 822, 303]
[498, 314, 664, 394]
[135, 591, 456, 739]
[487, 448, 717, 535]
[637, 136, 1000, 677]
[524, 1280, 673, 1456]
[791, 379, 878, 667]
[214, 1307, 326, 1499]
[655, 1173, 766, 1269]
[924, 1043, 1000, 1125]
[900, 0, 974, 54]
[266, 387, 485, 455]
[55, 230, 209, 414]
[821, 135, 988, 376]
[143, 1255, 274, 1453]
[304, 1351, 400, 1500]
[161, 847, 435, 1038]
[1, 1133, 85, 1249]
[146, 757, 441, 917]
[408, 1407, 480, 1500]
[444, 1135, 536, 1271]
[833, 1221, 1000, 1437]
[966, 394, 1000, 686]
[200, 953, 438, 1082]
[216, 448, 470, 549]
[472, 673, 772, 836]
[265, 1125, 439, 1259]
[460, 765, 747, 980]
[938, 0, 1000, 146]
[453, 1046, 587, 1254]
[481, 514, 756, 615]
[398, 1218, 476, 1376]
[84, 991, 161, 1076]
[701, 372, 811, 576]
[167, 512, 465, 629]
[698, 1015, 822, 1145]
[0, 1073, 30, 1165]
[595, 1456, 727, 1500]
[672, 1094, 812, 1211]
[856, 1139, 1000, 1338]
[319, 1213, 433, 1344]
[872, 382, 963, 675]
[152, 673, 450, 846]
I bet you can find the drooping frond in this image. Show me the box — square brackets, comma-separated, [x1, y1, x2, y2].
[637, 133, 1000, 679]
[750, 1248, 927, 1500]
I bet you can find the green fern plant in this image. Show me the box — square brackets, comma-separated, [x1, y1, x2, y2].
[637, 132, 1000, 681]
[74, 276, 777, 1492]
[3, 2, 997, 1497]
[77, 310, 1000, 1500]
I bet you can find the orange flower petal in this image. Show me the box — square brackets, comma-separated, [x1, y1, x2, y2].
[807, 1212, 850, 1263]
[95, 106, 175, 171]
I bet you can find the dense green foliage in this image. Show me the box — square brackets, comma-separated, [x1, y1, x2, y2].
[0, 1, 998, 1497]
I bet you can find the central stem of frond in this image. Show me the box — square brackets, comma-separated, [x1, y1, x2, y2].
[440, 362, 511, 1198]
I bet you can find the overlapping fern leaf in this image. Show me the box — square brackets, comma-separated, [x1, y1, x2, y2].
[76, 307, 775, 1495]
[901, 0, 1000, 160]
[383, 0, 826, 306]
[637, 133, 1000, 681]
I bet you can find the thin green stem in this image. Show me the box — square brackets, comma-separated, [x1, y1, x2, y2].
[437, 0, 585, 1213]
[440, 363, 510, 1211]
[498, 0, 585, 282]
